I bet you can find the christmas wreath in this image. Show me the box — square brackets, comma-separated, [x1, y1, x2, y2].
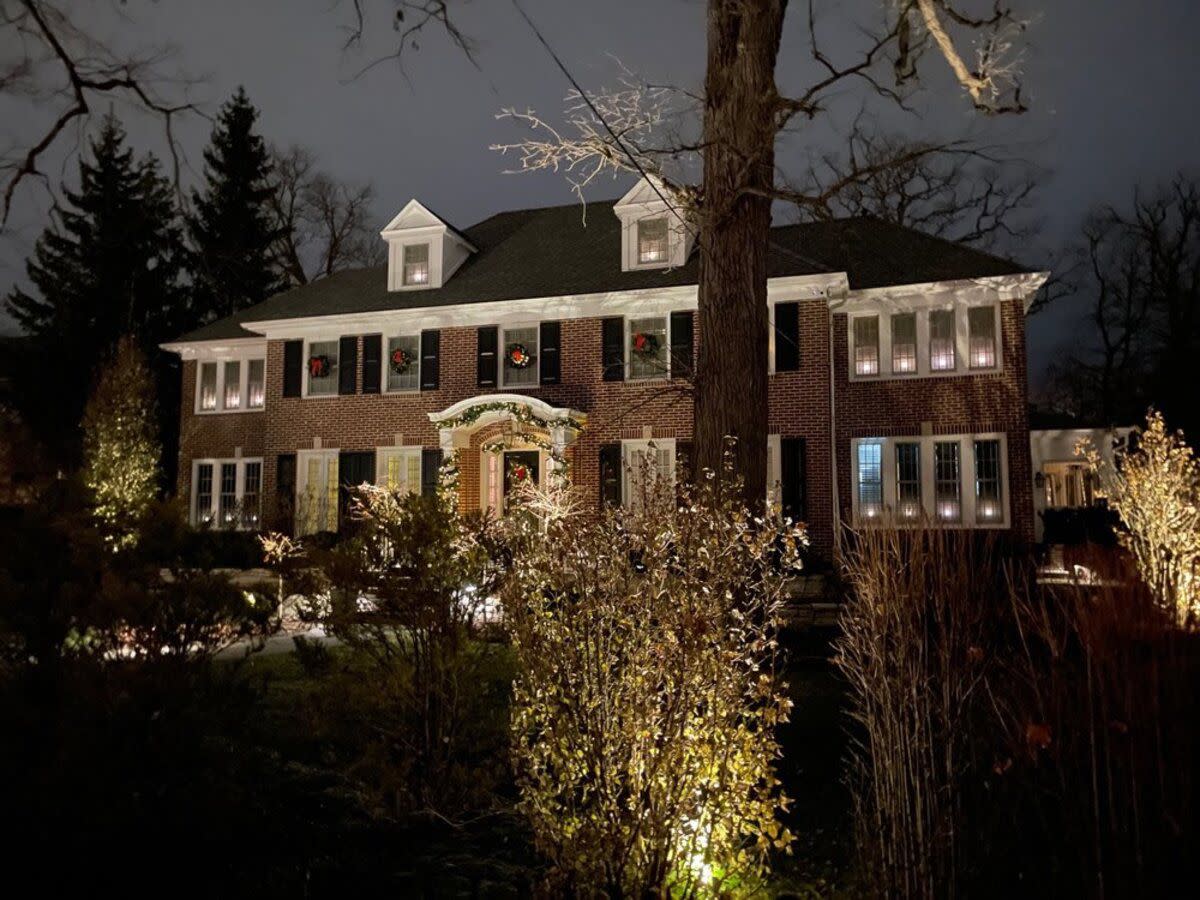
[631, 331, 660, 357]
[308, 355, 331, 379]
[506, 343, 533, 369]
[390, 346, 414, 375]
[509, 461, 532, 483]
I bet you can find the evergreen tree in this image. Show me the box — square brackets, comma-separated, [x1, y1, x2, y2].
[5, 115, 189, 460]
[188, 87, 284, 319]
[82, 336, 161, 550]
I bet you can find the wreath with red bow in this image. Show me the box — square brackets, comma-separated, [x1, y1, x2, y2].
[507, 343, 533, 369]
[631, 332, 660, 357]
[308, 355, 330, 379]
[390, 346, 414, 375]
[509, 462, 531, 483]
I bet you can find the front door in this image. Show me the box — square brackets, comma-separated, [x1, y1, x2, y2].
[502, 450, 540, 513]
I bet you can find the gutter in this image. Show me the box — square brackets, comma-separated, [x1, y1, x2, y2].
[827, 287, 849, 563]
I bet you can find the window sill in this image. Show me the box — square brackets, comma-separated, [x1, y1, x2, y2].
[847, 365, 1003, 383]
[194, 406, 266, 415]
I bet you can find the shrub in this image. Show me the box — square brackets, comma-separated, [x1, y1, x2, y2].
[502, 456, 801, 896]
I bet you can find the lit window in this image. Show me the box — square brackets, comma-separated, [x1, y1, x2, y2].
[242, 462, 262, 528]
[387, 335, 421, 392]
[974, 439, 1002, 522]
[629, 316, 668, 379]
[195, 463, 214, 523]
[379, 448, 422, 493]
[968, 306, 997, 369]
[857, 442, 883, 519]
[853, 317, 880, 376]
[891, 313, 917, 374]
[637, 217, 668, 264]
[895, 442, 921, 520]
[307, 340, 339, 396]
[218, 462, 239, 526]
[247, 360, 265, 408]
[930, 310, 956, 371]
[502, 325, 539, 388]
[199, 363, 217, 411]
[403, 243, 430, 285]
[223, 360, 241, 409]
[622, 440, 676, 511]
[935, 441, 961, 522]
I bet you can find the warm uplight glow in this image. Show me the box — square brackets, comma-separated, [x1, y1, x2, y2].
[978, 500, 999, 520]
[899, 501, 920, 519]
[937, 501, 960, 521]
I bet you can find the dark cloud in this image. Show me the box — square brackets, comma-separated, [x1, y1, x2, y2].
[2, 0, 1198, 384]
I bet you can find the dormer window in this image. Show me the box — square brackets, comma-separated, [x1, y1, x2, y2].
[403, 243, 430, 286]
[637, 217, 668, 264]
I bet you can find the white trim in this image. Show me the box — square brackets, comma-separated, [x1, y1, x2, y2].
[626, 313, 671, 381]
[847, 300, 1004, 382]
[160, 337, 265, 360]
[302, 337, 341, 399]
[480, 443, 547, 517]
[499, 322, 541, 390]
[194, 354, 267, 414]
[296, 448, 340, 535]
[620, 438, 677, 509]
[376, 445, 423, 492]
[383, 333, 422, 394]
[190, 457, 264, 528]
[428, 393, 585, 429]
[849, 432, 1011, 529]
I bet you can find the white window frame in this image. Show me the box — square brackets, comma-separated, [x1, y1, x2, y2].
[190, 457, 264, 528]
[767, 433, 782, 513]
[635, 216, 670, 266]
[846, 300, 1003, 382]
[302, 338, 340, 399]
[402, 241, 431, 287]
[480, 444, 546, 517]
[384, 333, 422, 394]
[500, 322, 540, 389]
[620, 438, 677, 509]
[296, 448, 340, 535]
[376, 446, 424, 493]
[626, 315, 671, 381]
[194, 356, 266, 414]
[849, 432, 1010, 529]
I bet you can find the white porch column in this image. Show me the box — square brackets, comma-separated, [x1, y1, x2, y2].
[549, 424, 571, 480]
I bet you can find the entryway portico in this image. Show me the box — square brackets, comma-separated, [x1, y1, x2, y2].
[428, 394, 586, 514]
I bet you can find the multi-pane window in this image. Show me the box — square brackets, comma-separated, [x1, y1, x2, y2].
[247, 360, 265, 408]
[622, 440, 676, 511]
[218, 462, 238, 526]
[856, 441, 883, 518]
[242, 462, 262, 528]
[199, 362, 218, 411]
[195, 463, 214, 524]
[223, 361, 241, 409]
[974, 439, 1002, 522]
[930, 309, 957, 371]
[934, 441, 961, 522]
[895, 442, 921, 520]
[629, 316, 669, 379]
[853, 316, 880, 376]
[637, 217, 668, 264]
[891, 313, 917, 374]
[378, 447, 422, 494]
[387, 335, 421, 391]
[502, 325, 539, 388]
[1043, 462, 1094, 509]
[968, 306, 997, 369]
[307, 340, 339, 396]
[403, 243, 430, 285]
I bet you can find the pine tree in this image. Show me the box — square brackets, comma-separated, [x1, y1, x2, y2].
[82, 336, 161, 550]
[188, 87, 284, 320]
[5, 115, 189, 460]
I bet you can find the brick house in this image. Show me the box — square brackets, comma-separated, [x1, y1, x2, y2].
[163, 177, 1047, 561]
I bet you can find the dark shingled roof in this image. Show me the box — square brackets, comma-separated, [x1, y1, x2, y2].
[171, 199, 1031, 344]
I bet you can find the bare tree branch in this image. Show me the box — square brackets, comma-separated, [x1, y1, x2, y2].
[0, 0, 203, 228]
[339, 0, 478, 80]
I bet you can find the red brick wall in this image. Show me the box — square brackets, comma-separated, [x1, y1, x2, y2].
[175, 297, 1034, 557]
[831, 298, 1034, 544]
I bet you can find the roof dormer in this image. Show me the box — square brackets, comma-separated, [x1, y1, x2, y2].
[613, 176, 695, 272]
[381, 199, 476, 291]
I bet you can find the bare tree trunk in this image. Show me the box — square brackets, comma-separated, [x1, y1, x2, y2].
[694, 0, 785, 509]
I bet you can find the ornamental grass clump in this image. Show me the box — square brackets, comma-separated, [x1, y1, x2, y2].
[503, 450, 803, 897]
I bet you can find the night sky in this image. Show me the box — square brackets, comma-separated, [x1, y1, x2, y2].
[2, 0, 1199, 387]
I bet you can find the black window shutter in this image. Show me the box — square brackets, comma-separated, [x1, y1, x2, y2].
[420, 330, 440, 391]
[477, 326, 498, 388]
[781, 437, 808, 522]
[601, 317, 625, 382]
[774, 302, 800, 372]
[361, 334, 382, 394]
[421, 448, 442, 497]
[275, 453, 297, 535]
[338, 451, 376, 528]
[540, 321, 561, 385]
[669, 311, 694, 380]
[282, 340, 303, 397]
[338, 336, 358, 395]
[599, 443, 623, 507]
